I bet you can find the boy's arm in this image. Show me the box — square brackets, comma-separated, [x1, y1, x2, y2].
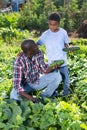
[64, 31, 70, 48]
[37, 39, 44, 46]
[37, 32, 47, 45]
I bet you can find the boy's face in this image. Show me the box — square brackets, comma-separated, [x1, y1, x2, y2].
[48, 20, 60, 32]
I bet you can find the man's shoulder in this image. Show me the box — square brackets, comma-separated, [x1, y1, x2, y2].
[14, 54, 26, 65]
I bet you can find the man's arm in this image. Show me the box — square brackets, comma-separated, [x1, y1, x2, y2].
[13, 60, 38, 102]
[38, 51, 60, 74]
[19, 91, 38, 103]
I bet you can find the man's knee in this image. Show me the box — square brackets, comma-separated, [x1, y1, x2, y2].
[53, 72, 62, 82]
[10, 88, 19, 100]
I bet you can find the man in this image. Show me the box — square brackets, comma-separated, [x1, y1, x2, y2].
[10, 39, 61, 103]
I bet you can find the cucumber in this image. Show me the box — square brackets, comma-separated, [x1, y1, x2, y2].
[63, 46, 80, 52]
[50, 60, 64, 68]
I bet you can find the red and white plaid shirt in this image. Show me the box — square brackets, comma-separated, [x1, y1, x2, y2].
[13, 51, 48, 92]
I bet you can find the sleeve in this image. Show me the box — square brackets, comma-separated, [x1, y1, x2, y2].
[37, 32, 47, 46]
[13, 60, 24, 92]
[37, 52, 48, 74]
[64, 31, 70, 44]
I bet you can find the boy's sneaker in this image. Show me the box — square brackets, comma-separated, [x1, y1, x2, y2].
[63, 90, 70, 96]
[52, 91, 59, 98]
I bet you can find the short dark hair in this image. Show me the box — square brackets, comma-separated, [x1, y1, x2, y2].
[21, 39, 35, 53]
[48, 13, 60, 22]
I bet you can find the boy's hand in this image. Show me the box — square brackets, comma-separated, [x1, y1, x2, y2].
[65, 43, 69, 48]
[65, 44, 73, 53]
[17, 52, 23, 57]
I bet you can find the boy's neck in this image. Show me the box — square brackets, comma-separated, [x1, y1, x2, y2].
[50, 27, 60, 32]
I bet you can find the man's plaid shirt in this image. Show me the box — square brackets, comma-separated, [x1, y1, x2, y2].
[13, 51, 48, 92]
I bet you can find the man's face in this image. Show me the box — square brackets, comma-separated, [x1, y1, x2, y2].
[48, 20, 59, 32]
[28, 44, 39, 58]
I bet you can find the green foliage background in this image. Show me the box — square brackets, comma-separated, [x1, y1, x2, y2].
[0, 0, 87, 33]
[17, 0, 87, 32]
[0, 0, 87, 129]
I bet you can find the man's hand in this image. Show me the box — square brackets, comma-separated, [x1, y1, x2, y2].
[30, 96, 39, 103]
[45, 64, 60, 74]
[19, 91, 39, 103]
[45, 67, 52, 73]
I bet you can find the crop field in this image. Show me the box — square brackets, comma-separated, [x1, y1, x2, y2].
[0, 38, 87, 130]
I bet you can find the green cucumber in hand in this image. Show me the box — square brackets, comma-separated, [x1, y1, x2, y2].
[50, 60, 64, 68]
[63, 46, 80, 52]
